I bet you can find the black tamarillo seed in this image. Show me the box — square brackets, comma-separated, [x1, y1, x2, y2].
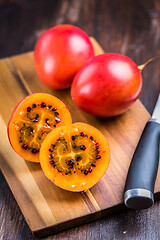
[68, 164, 73, 168]
[91, 163, 96, 167]
[33, 119, 38, 122]
[49, 160, 55, 165]
[84, 170, 88, 175]
[49, 154, 53, 159]
[53, 125, 56, 128]
[80, 132, 85, 137]
[52, 107, 57, 111]
[27, 107, 31, 112]
[80, 145, 86, 151]
[71, 136, 75, 141]
[32, 104, 36, 108]
[88, 167, 92, 173]
[45, 119, 49, 124]
[96, 155, 101, 159]
[49, 148, 53, 152]
[76, 156, 82, 161]
[90, 136, 93, 141]
[41, 102, 46, 108]
[32, 148, 39, 154]
[68, 159, 74, 165]
[47, 105, 52, 109]
[22, 144, 28, 150]
[67, 159, 74, 168]
[96, 146, 100, 150]
[55, 117, 61, 123]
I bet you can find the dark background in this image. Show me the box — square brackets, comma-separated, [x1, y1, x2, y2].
[0, 0, 160, 239]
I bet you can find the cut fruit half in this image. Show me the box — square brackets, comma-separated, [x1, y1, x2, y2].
[40, 122, 110, 191]
[8, 93, 72, 162]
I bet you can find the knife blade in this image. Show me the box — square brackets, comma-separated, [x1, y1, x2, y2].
[124, 95, 160, 209]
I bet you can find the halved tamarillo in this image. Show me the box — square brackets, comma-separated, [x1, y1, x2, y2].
[40, 122, 110, 192]
[8, 93, 72, 162]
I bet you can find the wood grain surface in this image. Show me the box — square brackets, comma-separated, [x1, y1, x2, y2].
[0, 0, 160, 240]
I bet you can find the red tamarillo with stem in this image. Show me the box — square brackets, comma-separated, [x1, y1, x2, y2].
[71, 53, 160, 117]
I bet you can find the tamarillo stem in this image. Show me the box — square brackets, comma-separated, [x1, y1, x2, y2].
[138, 56, 160, 72]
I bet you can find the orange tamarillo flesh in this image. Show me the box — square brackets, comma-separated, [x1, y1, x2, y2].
[40, 122, 110, 192]
[8, 93, 72, 162]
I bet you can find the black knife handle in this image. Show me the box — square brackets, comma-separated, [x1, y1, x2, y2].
[124, 120, 160, 209]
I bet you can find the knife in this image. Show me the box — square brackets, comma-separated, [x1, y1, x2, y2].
[124, 95, 160, 209]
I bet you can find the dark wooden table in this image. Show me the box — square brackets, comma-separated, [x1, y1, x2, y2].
[1, 0, 160, 239]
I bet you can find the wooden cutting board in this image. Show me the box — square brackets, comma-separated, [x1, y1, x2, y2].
[0, 38, 160, 238]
